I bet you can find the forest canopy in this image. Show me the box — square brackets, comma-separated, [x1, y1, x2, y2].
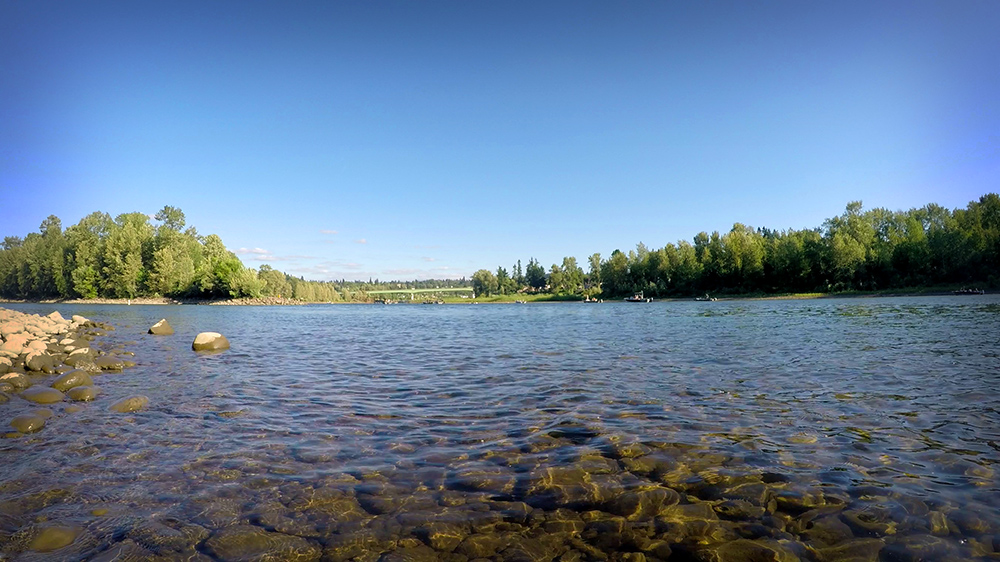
[474, 194, 1000, 298]
[1, 195, 998, 302]
[0, 206, 436, 302]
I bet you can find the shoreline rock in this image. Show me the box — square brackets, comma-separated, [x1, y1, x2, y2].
[0, 306, 142, 437]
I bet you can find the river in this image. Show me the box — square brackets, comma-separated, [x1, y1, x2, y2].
[1, 296, 998, 561]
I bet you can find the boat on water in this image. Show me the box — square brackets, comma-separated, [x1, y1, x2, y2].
[624, 291, 652, 303]
[583, 297, 603, 303]
[694, 294, 718, 302]
[954, 288, 985, 295]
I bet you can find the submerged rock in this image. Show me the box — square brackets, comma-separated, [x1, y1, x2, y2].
[110, 396, 149, 413]
[67, 386, 99, 402]
[203, 524, 320, 562]
[148, 319, 174, 335]
[815, 538, 884, 562]
[51, 369, 93, 392]
[193, 332, 230, 351]
[10, 414, 46, 433]
[95, 355, 127, 371]
[28, 525, 79, 553]
[20, 387, 64, 404]
[606, 487, 681, 520]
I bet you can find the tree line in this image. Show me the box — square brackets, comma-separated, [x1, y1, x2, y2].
[3, 195, 997, 302]
[472, 194, 1000, 298]
[0, 206, 467, 302]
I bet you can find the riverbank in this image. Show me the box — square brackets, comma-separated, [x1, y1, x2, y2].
[0, 306, 153, 438]
[1, 284, 990, 306]
[0, 296, 304, 306]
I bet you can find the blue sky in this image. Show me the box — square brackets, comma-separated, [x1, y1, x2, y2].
[2, 1, 997, 281]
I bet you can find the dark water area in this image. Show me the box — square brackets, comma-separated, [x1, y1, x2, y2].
[1, 296, 999, 561]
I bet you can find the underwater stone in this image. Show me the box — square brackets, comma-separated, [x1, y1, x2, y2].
[10, 414, 46, 433]
[52, 369, 93, 391]
[20, 387, 64, 404]
[204, 524, 320, 562]
[67, 386, 99, 402]
[28, 526, 79, 552]
[110, 396, 149, 413]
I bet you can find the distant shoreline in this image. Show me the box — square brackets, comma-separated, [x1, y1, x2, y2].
[0, 288, 987, 307]
[0, 296, 305, 306]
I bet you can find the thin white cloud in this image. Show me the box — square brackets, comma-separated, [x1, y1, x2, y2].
[251, 254, 316, 262]
[421, 257, 436, 262]
[355, 238, 368, 244]
[320, 229, 339, 234]
[234, 247, 271, 255]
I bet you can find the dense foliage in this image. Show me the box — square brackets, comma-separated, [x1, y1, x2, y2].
[473, 194, 1000, 298]
[2, 195, 997, 301]
[0, 206, 470, 302]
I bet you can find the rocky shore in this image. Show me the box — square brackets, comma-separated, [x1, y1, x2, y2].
[0, 307, 150, 438]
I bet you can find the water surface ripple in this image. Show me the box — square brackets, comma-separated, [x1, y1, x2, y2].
[1, 296, 998, 561]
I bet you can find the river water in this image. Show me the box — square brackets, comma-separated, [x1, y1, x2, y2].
[1, 296, 998, 561]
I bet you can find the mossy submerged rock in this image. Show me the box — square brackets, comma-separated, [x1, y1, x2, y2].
[21, 387, 64, 404]
[606, 487, 681, 520]
[67, 386, 99, 402]
[95, 355, 127, 371]
[28, 525, 79, 552]
[52, 369, 93, 392]
[11, 414, 46, 433]
[193, 332, 230, 351]
[203, 524, 320, 562]
[148, 319, 174, 335]
[110, 395, 149, 413]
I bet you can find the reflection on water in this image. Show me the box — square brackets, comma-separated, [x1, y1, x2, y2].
[1, 296, 999, 560]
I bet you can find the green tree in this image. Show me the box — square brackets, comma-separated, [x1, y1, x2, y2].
[525, 258, 546, 289]
[548, 264, 564, 293]
[496, 266, 516, 295]
[472, 269, 498, 297]
[154, 205, 186, 232]
[103, 213, 153, 298]
[600, 250, 629, 296]
[560, 256, 584, 294]
[259, 264, 292, 297]
[587, 253, 601, 292]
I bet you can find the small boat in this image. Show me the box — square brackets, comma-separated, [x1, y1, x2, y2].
[514, 300, 527, 304]
[953, 288, 985, 295]
[694, 294, 718, 302]
[583, 297, 603, 303]
[624, 292, 651, 303]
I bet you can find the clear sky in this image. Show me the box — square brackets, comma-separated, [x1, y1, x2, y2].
[2, 1, 998, 281]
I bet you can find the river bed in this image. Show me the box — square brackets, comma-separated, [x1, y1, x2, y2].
[1, 296, 998, 561]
